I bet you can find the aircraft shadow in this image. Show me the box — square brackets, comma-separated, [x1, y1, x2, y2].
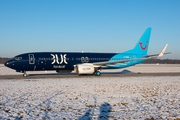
[101, 69, 133, 74]
[28, 69, 133, 76]
[28, 72, 77, 76]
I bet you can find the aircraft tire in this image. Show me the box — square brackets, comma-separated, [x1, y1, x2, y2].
[96, 71, 101, 76]
[94, 71, 101, 76]
[23, 73, 27, 77]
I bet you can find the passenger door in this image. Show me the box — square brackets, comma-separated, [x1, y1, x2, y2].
[29, 54, 35, 64]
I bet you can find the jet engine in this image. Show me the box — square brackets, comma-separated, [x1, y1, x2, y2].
[75, 63, 95, 74]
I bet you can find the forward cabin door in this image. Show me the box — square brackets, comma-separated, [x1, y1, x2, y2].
[29, 54, 35, 64]
[28, 54, 36, 71]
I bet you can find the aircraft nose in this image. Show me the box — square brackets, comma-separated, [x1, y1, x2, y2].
[4, 60, 13, 68]
[4, 61, 10, 67]
[4, 59, 17, 70]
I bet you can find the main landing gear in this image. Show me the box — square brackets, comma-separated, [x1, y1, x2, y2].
[23, 71, 27, 77]
[94, 70, 101, 76]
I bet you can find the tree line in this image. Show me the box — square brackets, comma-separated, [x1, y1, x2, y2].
[142, 59, 180, 64]
[0, 57, 12, 64]
[0, 57, 180, 64]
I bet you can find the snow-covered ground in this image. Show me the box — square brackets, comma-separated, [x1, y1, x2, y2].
[0, 77, 180, 119]
[1, 64, 180, 75]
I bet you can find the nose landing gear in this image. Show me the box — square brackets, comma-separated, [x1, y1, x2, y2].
[23, 71, 27, 77]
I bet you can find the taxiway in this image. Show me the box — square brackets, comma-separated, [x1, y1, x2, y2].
[0, 72, 180, 80]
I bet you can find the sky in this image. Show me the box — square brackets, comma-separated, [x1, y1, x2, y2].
[0, 0, 180, 59]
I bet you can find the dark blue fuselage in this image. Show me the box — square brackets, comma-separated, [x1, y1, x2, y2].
[5, 52, 120, 72]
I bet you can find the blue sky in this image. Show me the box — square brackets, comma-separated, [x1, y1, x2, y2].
[0, 0, 179, 59]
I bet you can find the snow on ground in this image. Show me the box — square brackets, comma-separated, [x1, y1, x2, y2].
[1, 64, 180, 75]
[0, 77, 180, 119]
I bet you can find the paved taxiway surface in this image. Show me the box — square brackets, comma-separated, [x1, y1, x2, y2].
[1, 72, 180, 79]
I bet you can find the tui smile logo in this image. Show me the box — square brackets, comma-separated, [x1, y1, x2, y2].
[139, 41, 148, 50]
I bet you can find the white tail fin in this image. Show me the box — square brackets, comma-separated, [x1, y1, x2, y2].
[158, 44, 168, 57]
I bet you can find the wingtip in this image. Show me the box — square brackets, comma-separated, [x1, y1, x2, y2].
[158, 44, 168, 57]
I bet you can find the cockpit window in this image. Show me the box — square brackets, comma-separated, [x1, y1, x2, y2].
[14, 57, 22, 60]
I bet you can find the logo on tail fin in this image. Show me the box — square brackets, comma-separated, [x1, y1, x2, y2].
[139, 41, 148, 50]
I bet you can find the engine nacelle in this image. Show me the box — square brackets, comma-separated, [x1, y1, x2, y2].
[76, 64, 95, 74]
[56, 70, 72, 73]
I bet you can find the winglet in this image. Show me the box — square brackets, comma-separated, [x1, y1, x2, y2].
[158, 44, 168, 57]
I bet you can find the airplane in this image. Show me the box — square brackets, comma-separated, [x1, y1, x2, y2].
[4, 28, 171, 77]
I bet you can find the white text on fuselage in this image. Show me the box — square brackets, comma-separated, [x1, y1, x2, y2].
[51, 54, 68, 64]
[53, 65, 65, 68]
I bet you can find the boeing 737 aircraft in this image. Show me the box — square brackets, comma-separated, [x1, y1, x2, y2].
[4, 28, 171, 77]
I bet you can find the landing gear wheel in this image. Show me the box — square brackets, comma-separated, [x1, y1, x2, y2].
[96, 71, 101, 76]
[94, 71, 101, 76]
[23, 71, 27, 77]
[23, 73, 27, 77]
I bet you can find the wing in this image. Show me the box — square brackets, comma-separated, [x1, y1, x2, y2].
[93, 44, 170, 66]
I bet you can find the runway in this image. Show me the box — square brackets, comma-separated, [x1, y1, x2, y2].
[1, 72, 180, 79]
